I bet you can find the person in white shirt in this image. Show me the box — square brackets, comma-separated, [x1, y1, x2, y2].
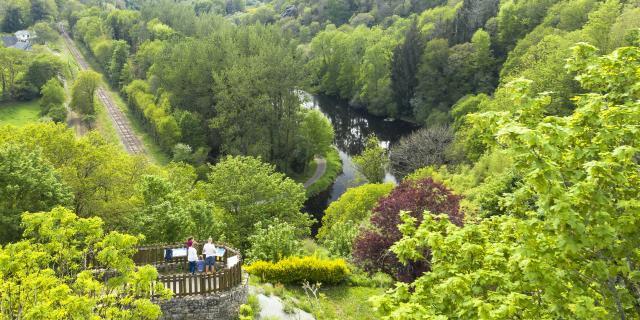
[203, 237, 217, 274]
[187, 242, 198, 274]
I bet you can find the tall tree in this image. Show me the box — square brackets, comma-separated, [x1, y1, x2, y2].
[70, 70, 101, 121]
[1, 3, 28, 32]
[199, 155, 310, 250]
[353, 135, 389, 183]
[0, 143, 72, 243]
[23, 53, 64, 91]
[109, 40, 130, 88]
[0, 47, 27, 100]
[390, 18, 424, 116]
[40, 78, 65, 116]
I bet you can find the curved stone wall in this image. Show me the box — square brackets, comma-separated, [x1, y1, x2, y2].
[158, 273, 248, 320]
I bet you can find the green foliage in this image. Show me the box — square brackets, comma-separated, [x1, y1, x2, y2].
[319, 183, 394, 238]
[124, 81, 181, 151]
[372, 44, 640, 319]
[198, 155, 310, 250]
[32, 21, 59, 44]
[238, 304, 254, 320]
[245, 256, 351, 285]
[319, 220, 360, 259]
[0, 143, 72, 243]
[0, 47, 28, 101]
[1, 1, 29, 32]
[353, 135, 389, 183]
[408, 149, 517, 221]
[299, 109, 334, 157]
[108, 40, 129, 88]
[0, 207, 171, 318]
[0, 123, 157, 233]
[246, 219, 302, 263]
[70, 70, 101, 119]
[40, 78, 65, 118]
[210, 25, 308, 174]
[23, 54, 65, 93]
[348, 268, 395, 288]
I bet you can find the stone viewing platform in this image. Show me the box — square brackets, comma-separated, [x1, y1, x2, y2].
[132, 242, 248, 319]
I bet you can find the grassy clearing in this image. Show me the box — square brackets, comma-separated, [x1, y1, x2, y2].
[250, 277, 384, 320]
[306, 147, 343, 196]
[0, 100, 42, 126]
[73, 39, 169, 164]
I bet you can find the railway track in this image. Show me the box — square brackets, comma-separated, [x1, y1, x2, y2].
[59, 24, 145, 155]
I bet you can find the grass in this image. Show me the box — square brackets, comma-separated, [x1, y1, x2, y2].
[250, 276, 385, 320]
[72, 39, 170, 164]
[93, 100, 122, 146]
[0, 100, 42, 126]
[306, 147, 343, 197]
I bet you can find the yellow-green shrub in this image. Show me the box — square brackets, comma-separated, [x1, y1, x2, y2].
[245, 256, 350, 285]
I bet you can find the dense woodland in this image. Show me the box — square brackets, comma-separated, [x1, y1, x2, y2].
[1, 0, 640, 319]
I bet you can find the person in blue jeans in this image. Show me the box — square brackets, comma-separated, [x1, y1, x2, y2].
[187, 241, 198, 274]
[202, 237, 217, 274]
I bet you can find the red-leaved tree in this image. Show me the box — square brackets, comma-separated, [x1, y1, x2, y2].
[352, 177, 462, 282]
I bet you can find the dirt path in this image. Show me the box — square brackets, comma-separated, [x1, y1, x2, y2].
[66, 110, 87, 136]
[304, 157, 327, 188]
[59, 23, 145, 155]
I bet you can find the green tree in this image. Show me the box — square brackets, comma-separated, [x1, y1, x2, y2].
[0, 47, 27, 100]
[32, 21, 60, 44]
[353, 135, 389, 183]
[70, 70, 100, 120]
[40, 77, 65, 116]
[246, 219, 301, 263]
[299, 109, 335, 157]
[108, 40, 129, 88]
[318, 183, 394, 240]
[318, 183, 394, 257]
[23, 53, 64, 91]
[582, 0, 621, 53]
[0, 143, 72, 243]
[199, 155, 310, 250]
[1, 2, 28, 32]
[0, 123, 156, 233]
[372, 44, 640, 319]
[0, 207, 171, 318]
[391, 18, 423, 116]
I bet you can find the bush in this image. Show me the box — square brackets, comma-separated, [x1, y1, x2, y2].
[245, 256, 350, 285]
[317, 183, 393, 239]
[348, 268, 394, 288]
[352, 178, 462, 282]
[238, 304, 253, 320]
[246, 219, 301, 263]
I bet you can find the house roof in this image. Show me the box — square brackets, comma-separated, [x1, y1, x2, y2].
[15, 30, 30, 37]
[13, 41, 31, 51]
[2, 36, 17, 47]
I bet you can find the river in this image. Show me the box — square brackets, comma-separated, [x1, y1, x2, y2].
[300, 93, 418, 233]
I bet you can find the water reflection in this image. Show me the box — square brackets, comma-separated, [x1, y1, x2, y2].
[301, 92, 417, 234]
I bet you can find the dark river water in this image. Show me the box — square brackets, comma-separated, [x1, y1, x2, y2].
[300, 92, 418, 234]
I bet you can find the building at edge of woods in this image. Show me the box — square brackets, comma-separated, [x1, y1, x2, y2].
[2, 30, 34, 51]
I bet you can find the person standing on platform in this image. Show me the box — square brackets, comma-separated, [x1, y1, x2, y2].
[203, 237, 217, 274]
[187, 241, 198, 274]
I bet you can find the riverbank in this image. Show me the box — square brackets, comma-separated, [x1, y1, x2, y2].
[305, 147, 342, 197]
